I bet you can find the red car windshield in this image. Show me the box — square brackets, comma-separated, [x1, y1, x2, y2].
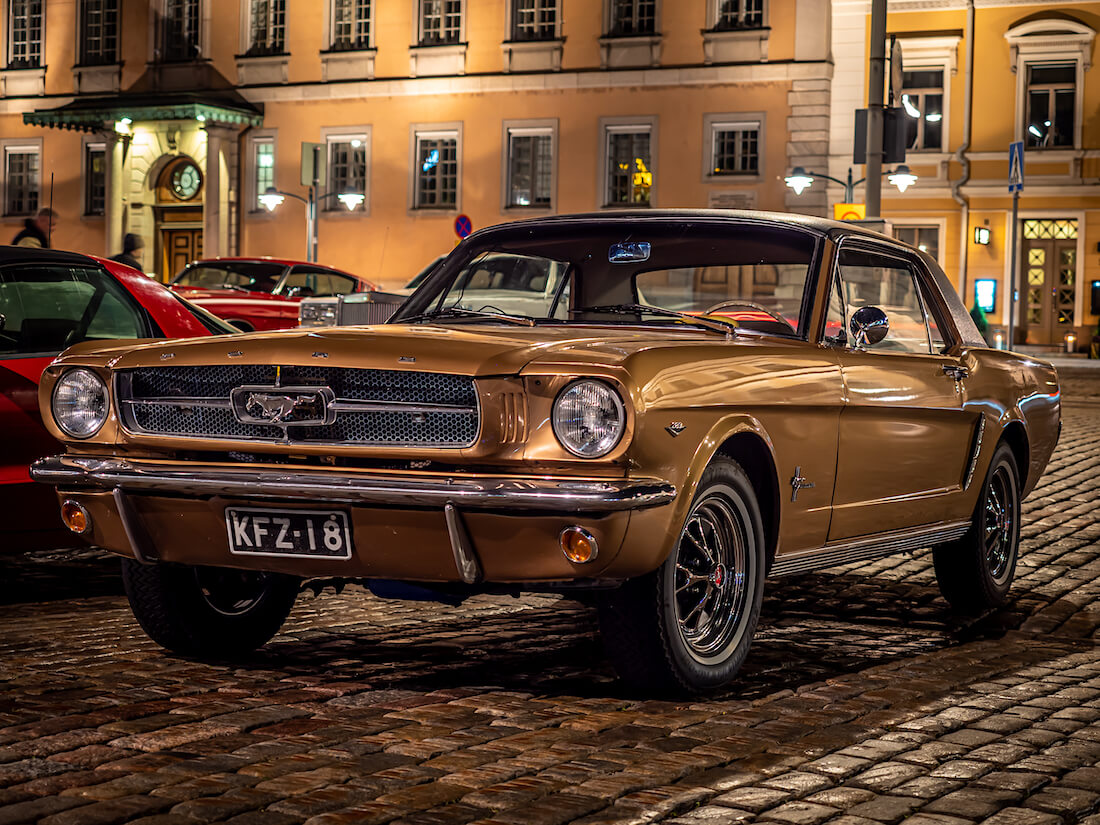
[173, 261, 285, 293]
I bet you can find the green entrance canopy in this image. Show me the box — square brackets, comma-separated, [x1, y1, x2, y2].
[24, 92, 263, 132]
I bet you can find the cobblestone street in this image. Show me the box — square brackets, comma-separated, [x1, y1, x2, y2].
[2, 366, 1098, 825]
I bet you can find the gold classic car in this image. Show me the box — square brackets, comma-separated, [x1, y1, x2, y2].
[32, 211, 1060, 693]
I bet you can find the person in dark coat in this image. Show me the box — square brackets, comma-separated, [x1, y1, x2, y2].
[110, 233, 145, 272]
[11, 208, 56, 248]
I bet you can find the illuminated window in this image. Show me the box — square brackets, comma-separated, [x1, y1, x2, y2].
[415, 132, 458, 209]
[79, 0, 119, 65]
[507, 128, 553, 208]
[608, 0, 655, 36]
[1026, 63, 1075, 149]
[331, 0, 370, 50]
[901, 69, 943, 152]
[252, 138, 274, 211]
[605, 126, 652, 206]
[7, 0, 42, 68]
[419, 0, 462, 45]
[85, 144, 106, 216]
[710, 121, 759, 175]
[327, 135, 367, 211]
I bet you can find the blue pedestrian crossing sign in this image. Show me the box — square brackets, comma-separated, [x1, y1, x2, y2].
[1008, 141, 1025, 193]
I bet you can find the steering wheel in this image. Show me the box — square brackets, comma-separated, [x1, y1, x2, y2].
[703, 300, 796, 334]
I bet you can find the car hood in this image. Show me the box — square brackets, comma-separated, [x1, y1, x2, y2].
[51, 323, 798, 377]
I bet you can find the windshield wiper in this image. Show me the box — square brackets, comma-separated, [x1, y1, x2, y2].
[571, 304, 738, 338]
[399, 306, 535, 327]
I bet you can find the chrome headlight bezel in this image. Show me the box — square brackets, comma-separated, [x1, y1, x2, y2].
[551, 379, 626, 458]
[51, 368, 109, 439]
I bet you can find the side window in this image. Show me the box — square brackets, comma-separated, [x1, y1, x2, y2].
[836, 248, 933, 354]
[284, 268, 358, 298]
[0, 264, 145, 357]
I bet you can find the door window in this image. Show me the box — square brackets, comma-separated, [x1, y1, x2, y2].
[0, 264, 146, 357]
[833, 248, 937, 354]
[283, 267, 359, 298]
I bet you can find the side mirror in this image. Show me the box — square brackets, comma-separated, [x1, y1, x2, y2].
[850, 306, 889, 348]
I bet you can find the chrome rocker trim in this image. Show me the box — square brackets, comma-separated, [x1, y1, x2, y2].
[770, 519, 972, 577]
[31, 455, 677, 514]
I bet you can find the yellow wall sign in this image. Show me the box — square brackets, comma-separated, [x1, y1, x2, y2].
[834, 203, 866, 221]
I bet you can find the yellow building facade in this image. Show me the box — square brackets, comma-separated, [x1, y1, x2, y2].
[828, 0, 1099, 349]
[0, 0, 833, 289]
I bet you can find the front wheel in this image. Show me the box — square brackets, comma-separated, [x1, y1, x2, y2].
[122, 560, 300, 657]
[933, 442, 1022, 614]
[597, 457, 765, 694]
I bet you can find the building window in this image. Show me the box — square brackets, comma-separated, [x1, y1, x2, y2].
[162, 0, 200, 62]
[84, 144, 106, 216]
[331, 0, 370, 50]
[709, 120, 759, 176]
[327, 135, 366, 211]
[5, 148, 39, 216]
[252, 138, 274, 210]
[895, 225, 940, 262]
[79, 0, 119, 65]
[419, 0, 462, 46]
[247, 0, 285, 55]
[1025, 63, 1075, 149]
[713, 0, 763, 30]
[901, 69, 944, 152]
[605, 127, 652, 206]
[511, 0, 556, 41]
[7, 0, 43, 69]
[608, 0, 655, 36]
[415, 132, 458, 209]
[506, 129, 552, 208]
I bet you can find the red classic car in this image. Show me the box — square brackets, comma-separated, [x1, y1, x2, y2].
[1, 246, 234, 548]
[169, 258, 377, 332]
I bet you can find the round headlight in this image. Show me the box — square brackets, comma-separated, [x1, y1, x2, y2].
[52, 368, 109, 439]
[552, 380, 626, 458]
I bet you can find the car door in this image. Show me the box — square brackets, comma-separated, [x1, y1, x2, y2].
[826, 242, 976, 541]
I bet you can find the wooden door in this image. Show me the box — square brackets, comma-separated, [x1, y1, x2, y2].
[1023, 238, 1076, 345]
[162, 229, 203, 283]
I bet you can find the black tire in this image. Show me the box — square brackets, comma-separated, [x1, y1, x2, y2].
[597, 457, 765, 694]
[933, 442, 1021, 614]
[121, 560, 300, 657]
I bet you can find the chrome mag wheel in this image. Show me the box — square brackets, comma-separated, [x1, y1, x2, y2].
[983, 463, 1016, 584]
[674, 494, 751, 663]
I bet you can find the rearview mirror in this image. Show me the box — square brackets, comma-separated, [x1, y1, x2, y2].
[609, 241, 651, 263]
[850, 306, 889, 348]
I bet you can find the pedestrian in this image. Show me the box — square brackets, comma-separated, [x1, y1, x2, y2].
[11, 207, 56, 248]
[110, 233, 145, 272]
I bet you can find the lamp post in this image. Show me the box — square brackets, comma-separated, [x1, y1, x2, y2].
[784, 164, 918, 202]
[259, 187, 365, 263]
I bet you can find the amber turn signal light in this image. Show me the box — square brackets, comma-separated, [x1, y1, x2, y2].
[560, 526, 598, 564]
[60, 500, 91, 535]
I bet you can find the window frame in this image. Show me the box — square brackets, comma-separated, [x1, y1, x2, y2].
[605, 0, 658, 37]
[159, 0, 202, 63]
[1023, 62, 1075, 150]
[900, 67, 946, 153]
[328, 0, 372, 51]
[417, 0, 464, 46]
[77, 0, 119, 66]
[707, 0, 764, 32]
[83, 141, 106, 217]
[507, 0, 559, 42]
[321, 127, 370, 215]
[409, 123, 462, 213]
[6, 0, 43, 69]
[703, 113, 763, 181]
[501, 120, 557, 213]
[598, 116, 657, 209]
[247, 131, 277, 215]
[2, 142, 41, 217]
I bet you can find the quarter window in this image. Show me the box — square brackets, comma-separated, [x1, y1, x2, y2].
[248, 0, 286, 55]
[608, 0, 655, 36]
[331, 0, 370, 50]
[4, 148, 39, 216]
[326, 136, 367, 211]
[713, 0, 762, 29]
[1026, 63, 1075, 148]
[85, 143, 106, 216]
[710, 120, 759, 175]
[419, 0, 462, 45]
[512, 0, 556, 40]
[162, 0, 200, 62]
[605, 127, 652, 206]
[7, 0, 43, 68]
[901, 69, 944, 152]
[79, 0, 119, 65]
[415, 133, 459, 209]
[506, 129, 553, 208]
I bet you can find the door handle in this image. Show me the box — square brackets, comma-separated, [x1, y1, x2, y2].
[942, 364, 969, 380]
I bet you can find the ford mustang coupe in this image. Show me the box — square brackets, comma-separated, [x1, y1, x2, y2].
[31, 211, 1060, 693]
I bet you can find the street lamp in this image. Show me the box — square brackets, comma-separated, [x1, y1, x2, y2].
[784, 164, 919, 201]
[261, 186, 364, 263]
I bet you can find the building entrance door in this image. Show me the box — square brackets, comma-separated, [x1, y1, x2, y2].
[162, 228, 203, 282]
[1021, 219, 1077, 346]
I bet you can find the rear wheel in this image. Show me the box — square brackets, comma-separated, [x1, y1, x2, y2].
[122, 560, 300, 657]
[597, 457, 765, 694]
[933, 443, 1021, 614]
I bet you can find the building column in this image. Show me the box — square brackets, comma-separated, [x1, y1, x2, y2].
[103, 132, 125, 257]
[202, 125, 233, 258]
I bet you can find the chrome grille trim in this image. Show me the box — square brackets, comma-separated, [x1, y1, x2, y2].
[116, 365, 481, 447]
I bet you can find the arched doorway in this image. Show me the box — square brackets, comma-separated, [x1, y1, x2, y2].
[154, 156, 204, 282]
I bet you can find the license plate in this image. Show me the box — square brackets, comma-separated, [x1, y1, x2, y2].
[225, 507, 352, 559]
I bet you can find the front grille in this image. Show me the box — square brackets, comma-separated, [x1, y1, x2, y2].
[118, 365, 480, 447]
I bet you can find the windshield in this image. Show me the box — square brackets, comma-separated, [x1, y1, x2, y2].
[173, 261, 285, 293]
[392, 221, 818, 336]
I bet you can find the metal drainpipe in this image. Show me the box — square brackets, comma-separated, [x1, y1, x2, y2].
[951, 0, 975, 300]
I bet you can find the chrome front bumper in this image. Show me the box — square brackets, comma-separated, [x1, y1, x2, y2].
[30, 455, 677, 514]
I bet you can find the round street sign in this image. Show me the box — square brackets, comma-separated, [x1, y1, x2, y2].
[454, 214, 472, 239]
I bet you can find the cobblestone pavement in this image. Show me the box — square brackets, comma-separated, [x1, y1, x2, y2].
[1, 372, 1098, 825]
